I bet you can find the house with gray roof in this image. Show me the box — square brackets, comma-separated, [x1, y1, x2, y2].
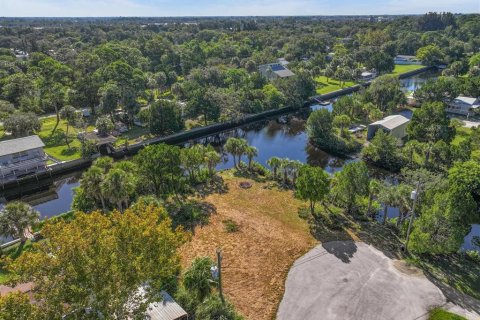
[394, 55, 422, 65]
[367, 115, 410, 141]
[446, 96, 480, 116]
[126, 288, 188, 320]
[144, 291, 188, 320]
[258, 63, 295, 80]
[0, 135, 47, 183]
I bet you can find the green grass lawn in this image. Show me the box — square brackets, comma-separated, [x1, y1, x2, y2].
[391, 64, 424, 75]
[114, 125, 151, 147]
[429, 308, 466, 320]
[452, 126, 472, 146]
[451, 126, 480, 159]
[1, 116, 151, 161]
[0, 117, 95, 162]
[314, 65, 424, 95]
[314, 75, 356, 95]
[38, 117, 95, 161]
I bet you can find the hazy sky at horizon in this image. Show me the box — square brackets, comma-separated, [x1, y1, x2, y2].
[0, 0, 478, 17]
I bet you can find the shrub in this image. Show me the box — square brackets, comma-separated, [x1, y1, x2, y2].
[465, 250, 480, 263]
[223, 219, 239, 233]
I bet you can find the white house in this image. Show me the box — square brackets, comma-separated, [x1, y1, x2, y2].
[367, 115, 410, 141]
[0, 135, 47, 182]
[258, 63, 295, 80]
[394, 55, 422, 65]
[446, 96, 480, 116]
[360, 71, 377, 81]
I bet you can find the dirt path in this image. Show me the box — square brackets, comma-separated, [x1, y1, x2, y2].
[179, 174, 316, 320]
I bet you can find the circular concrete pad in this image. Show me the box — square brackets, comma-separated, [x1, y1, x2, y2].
[278, 241, 445, 320]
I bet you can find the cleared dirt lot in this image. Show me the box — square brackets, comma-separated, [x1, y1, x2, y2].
[278, 241, 452, 320]
[179, 173, 317, 320]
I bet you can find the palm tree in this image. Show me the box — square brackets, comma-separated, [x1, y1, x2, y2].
[59, 105, 77, 149]
[367, 179, 382, 217]
[183, 257, 215, 301]
[403, 140, 422, 168]
[267, 157, 281, 179]
[81, 166, 107, 211]
[245, 146, 258, 170]
[280, 158, 291, 184]
[333, 115, 351, 138]
[378, 185, 395, 225]
[324, 65, 334, 83]
[224, 138, 238, 168]
[205, 149, 221, 177]
[288, 160, 303, 185]
[101, 168, 135, 212]
[0, 202, 39, 244]
[392, 184, 412, 228]
[224, 138, 248, 169]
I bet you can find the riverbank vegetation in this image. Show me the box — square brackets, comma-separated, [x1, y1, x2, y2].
[1, 134, 480, 317]
[1, 12, 480, 319]
[0, 13, 478, 162]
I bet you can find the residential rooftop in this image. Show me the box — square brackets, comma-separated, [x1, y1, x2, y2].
[370, 115, 410, 130]
[0, 135, 45, 157]
[453, 96, 479, 106]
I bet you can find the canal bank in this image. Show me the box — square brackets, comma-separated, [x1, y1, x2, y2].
[1, 69, 477, 252]
[9, 69, 477, 252]
[0, 69, 439, 211]
[0, 66, 435, 192]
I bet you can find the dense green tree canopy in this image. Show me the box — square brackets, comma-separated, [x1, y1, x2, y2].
[8, 205, 186, 319]
[407, 102, 455, 143]
[296, 165, 330, 215]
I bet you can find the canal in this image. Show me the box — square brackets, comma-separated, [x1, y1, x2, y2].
[1, 71, 478, 251]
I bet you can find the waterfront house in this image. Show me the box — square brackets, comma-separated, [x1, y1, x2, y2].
[367, 115, 410, 141]
[258, 63, 295, 80]
[394, 55, 422, 65]
[446, 96, 479, 116]
[0, 135, 47, 183]
[360, 71, 377, 81]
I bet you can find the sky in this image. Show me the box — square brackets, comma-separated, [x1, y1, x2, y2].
[0, 0, 478, 17]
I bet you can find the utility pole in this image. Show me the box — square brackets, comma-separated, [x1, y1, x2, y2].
[405, 183, 420, 252]
[216, 249, 225, 305]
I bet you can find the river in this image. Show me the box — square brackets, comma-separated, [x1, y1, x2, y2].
[1, 70, 478, 251]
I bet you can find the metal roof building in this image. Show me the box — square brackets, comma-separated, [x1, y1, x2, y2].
[367, 115, 410, 141]
[258, 63, 295, 80]
[0, 135, 47, 183]
[446, 96, 480, 116]
[0, 135, 45, 157]
[145, 291, 188, 320]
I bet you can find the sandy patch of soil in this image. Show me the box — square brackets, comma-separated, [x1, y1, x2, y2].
[179, 175, 316, 320]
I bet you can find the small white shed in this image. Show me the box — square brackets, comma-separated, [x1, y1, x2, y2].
[367, 115, 410, 141]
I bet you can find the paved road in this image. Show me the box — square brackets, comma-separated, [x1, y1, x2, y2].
[278, 241, 467, 320]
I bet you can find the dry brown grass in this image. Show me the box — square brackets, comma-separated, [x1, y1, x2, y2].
[179, 171, 317, 320]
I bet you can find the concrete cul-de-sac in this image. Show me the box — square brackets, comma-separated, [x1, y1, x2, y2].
[278, 241, 478, 320]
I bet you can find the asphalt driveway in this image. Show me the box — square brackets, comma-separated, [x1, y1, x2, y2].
[277, 241, 446, 320]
